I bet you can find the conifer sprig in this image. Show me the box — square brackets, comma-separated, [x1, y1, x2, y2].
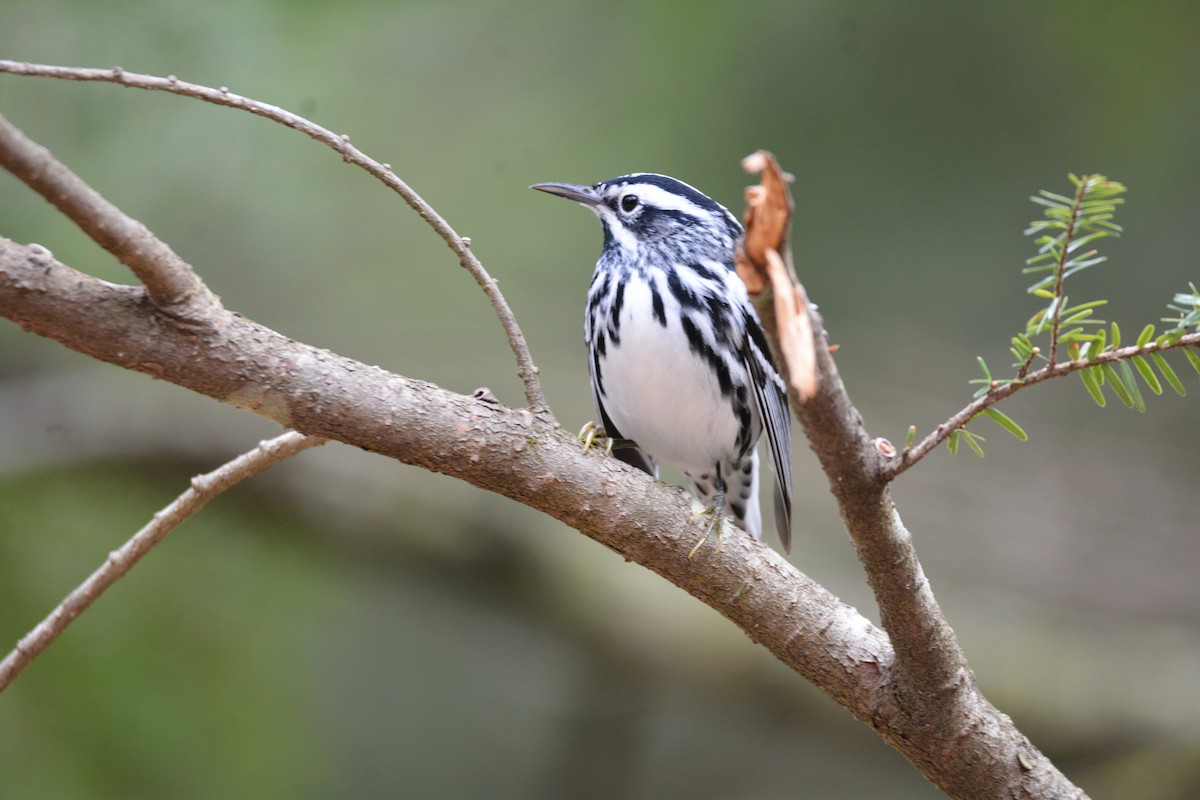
[886, 176, 1200, 480]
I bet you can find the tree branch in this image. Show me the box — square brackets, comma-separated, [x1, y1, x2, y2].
[0, 84, 1095, 796]
[0, 239, 1085, 796]
[1047, 177, 1090, 366]
[0, 112, 217, 319]
[0, 431, 326, 692]
[0, 60, 548, 412]
[0, 233, 894, 713]
[737, 154, 1087, 799]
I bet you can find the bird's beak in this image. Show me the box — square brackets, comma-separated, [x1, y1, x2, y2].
[530, 182, 602, 206]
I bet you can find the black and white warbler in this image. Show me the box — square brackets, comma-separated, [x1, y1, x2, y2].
[531, 174, 792, 553]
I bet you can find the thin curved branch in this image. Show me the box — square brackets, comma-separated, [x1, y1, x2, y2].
[0, 60, 547, 413]
[0, 431, 326, 692]
[884, 333, 1200, 481]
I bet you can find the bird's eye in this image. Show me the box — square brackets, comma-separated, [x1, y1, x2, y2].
[619, 194, 640, 214]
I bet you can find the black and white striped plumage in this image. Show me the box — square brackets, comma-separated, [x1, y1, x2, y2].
[532, 173, 792, 553]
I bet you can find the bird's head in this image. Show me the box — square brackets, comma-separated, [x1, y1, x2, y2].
[531, 173, 742, 266]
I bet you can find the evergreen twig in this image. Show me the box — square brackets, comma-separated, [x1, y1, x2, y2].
[888, 175, 1198, 479]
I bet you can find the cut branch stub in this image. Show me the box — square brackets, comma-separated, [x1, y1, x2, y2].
[735, 149, 794, 294]
[737, 150, 818, 401]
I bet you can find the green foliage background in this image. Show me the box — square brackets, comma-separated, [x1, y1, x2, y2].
[1, 2, 1198, 798]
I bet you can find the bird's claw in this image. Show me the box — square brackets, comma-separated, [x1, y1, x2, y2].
[686, 493, 729, 558]
[577, 421, 614, 456]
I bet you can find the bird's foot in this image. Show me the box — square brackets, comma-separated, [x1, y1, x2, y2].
[687, 491, 729, 558]
[577, 421, 615, 456]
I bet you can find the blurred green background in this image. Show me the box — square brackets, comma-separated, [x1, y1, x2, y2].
[2, 2, 1199, 798]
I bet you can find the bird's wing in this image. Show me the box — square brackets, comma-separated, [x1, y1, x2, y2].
[743, 317, 793, 553]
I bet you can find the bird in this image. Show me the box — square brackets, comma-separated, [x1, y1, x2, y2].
[530, 173, 792, 554]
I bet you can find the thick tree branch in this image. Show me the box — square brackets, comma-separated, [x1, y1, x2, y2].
[0, 61, 547, 412]
[0, 234, 889, 711]
[0, 431, 326, 692]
